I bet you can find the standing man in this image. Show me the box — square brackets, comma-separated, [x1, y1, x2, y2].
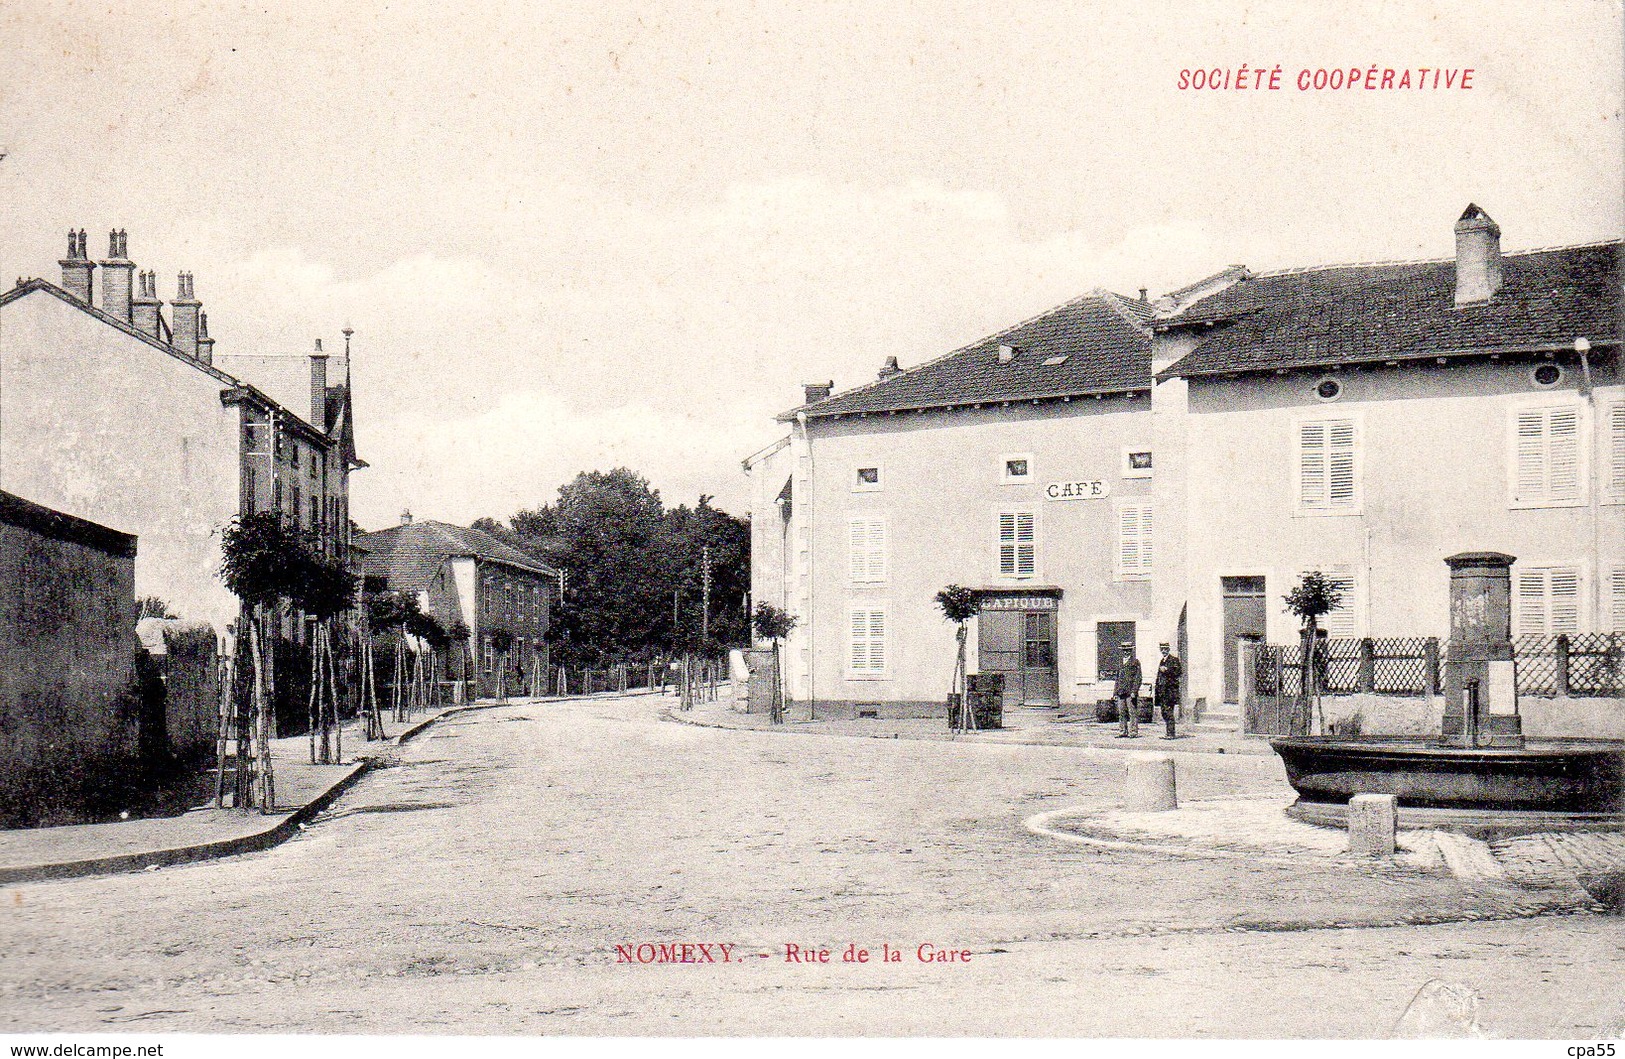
[1114, 643, 1142, 738]
[1154, 642, 1184, 739]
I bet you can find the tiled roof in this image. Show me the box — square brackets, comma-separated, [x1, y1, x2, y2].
[1158, 242, 1622, 378]
[357, 521, 560, 594]
[781, 290, 1153, 420]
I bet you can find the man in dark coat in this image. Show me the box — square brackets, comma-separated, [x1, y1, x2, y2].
[1154, 642, 1184, 739]
[1114, 643, 1142, 738]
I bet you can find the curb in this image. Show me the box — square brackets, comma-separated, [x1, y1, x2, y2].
[0, 700, 519, 886]
[0, 761, 371, 885]
[662, 706, 1270, 757]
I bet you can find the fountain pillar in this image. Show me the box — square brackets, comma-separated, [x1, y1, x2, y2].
[1441, 552, 1524, 749]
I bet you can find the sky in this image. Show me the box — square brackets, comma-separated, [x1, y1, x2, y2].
[1, 0, 1619, 529]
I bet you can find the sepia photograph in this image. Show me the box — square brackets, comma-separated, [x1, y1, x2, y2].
[0, 0, 1621, 1045]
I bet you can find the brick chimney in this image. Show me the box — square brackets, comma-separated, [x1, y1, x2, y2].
[802, 380, 833, 405]
[170, 271, 201, 358]
[878, 356, 901, 380]
[196, 312, 215, 365]
[310, 338, 329, 430]
[132, 270, 163, 338]
[98, 229, 134, 323]
[58, 229, 94, 303]
[1454, 204, 1502, 306]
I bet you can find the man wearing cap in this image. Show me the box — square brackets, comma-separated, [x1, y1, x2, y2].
[1114, 643, 1142, 738]
[1154, 642, 1184, 739]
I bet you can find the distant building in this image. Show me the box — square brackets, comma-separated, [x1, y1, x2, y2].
[0, 229, 362, 633]
[1151, 206, 1622, 721]
[358, 517, 562, 698]
[747, 290, 1158, 717]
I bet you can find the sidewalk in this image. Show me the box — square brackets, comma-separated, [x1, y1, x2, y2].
[0, 697, 529, 885]
[668, 698, 1275, 756]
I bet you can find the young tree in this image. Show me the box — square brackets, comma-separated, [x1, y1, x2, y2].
[1284, 571, 1344, 734]
[752, 602, 798, 725]
[446, 618, 472, 701]
[292, 551, 359, 765]
[488, 627, 516, 702]
[934, 585, 980, 733]
[218, 513, 314, 811]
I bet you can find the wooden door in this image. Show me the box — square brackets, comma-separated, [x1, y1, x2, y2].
[977, 609, 1023, 712]
[1221, 576, 1268, 703]
[1021, 610, 1058, 707]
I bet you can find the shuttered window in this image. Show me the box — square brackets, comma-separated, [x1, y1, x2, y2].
[996, 510, 1038, 578]
[1512, 405, 1582, 505]
[1513, 566, 1582, 637]
[848, 517, 887, 583]
[848, 606, 887, 676]
[1607, 403, 1625, 502]
[1116, 502, 1153, 581]
[1302, 566, 1359, 638]
[1298, 419, 1359, 511]
[1609, 568, 1625, 634]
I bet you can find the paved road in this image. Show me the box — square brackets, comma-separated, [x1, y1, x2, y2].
[3, 695, 1621, 1037]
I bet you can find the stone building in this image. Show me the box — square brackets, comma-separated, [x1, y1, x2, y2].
[0, 229, 362, 634]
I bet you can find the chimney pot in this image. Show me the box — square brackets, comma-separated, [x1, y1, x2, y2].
[98, 228, 136, 323]
[1453, 203, 1502, 307]
[401, 509, 414, 526]
[132, 270, 164, 338]
[802, 380, 834, 405]
[310, 341, 330, 431]
[878, 356, 901, 380]
[1138, 287, 1148, 303]
[59, 228, 96, 303]
[170, 271, 202, 359]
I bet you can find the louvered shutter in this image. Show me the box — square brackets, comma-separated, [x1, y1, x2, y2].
[1549, 568, 1581, 635]
[1608, 404, 1625, 500]
[849, 608, 870, 671]
[1610, 568, 1625, 634]
[1117, 503, 1153, 579]
[1327, 421, 1356, 506]
[1547, 409, 1580, 499]
[998, 512, 1018, 575]
[1015, 511, 1036, 576]
[1514, 410, 1547, 501]
[1322, 568, 1357, 638]
[1514, 569, 1547, 637]
[1299, 422, 1327, 506]
[867, 610, 886, 671]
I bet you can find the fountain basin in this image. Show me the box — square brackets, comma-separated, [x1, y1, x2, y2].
[1271, 737, 1625, 833]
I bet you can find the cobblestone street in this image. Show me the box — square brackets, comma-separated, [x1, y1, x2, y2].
[3, 694, 1622, 1037]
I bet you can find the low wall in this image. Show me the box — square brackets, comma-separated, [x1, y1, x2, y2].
[0, 492, 142, 827]
[1249, 691, 1625, 740]
[137, 618, 220, 761]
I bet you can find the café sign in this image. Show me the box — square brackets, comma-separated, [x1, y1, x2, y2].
[1045, 479, 1108, 501]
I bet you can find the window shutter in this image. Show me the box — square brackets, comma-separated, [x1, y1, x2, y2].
[868, 610, 886, 670]
[1608, 404, 1625, 500]
[998, 512, 1018, 575]
[1547, 408, 1580, 499]
[1117, 503, 1153, 579]
[848, 607, 886, 674]
[1513, 569, 1547, 637]
[1299, 422, 1327, 506]
[849, 609, 869, 671]
[1015, 511, 1036, 576]
[1328, 421, 1356, 506]
[1610, 568, 1625, 634]
[1549, 568, 1581, 635]
[1322, 568, 1357, 638]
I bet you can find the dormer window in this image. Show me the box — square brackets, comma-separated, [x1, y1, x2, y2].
[998, 344, 1018, 364]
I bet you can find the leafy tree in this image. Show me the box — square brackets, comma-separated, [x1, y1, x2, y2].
[752, 602, 798, 725]
[1284, 571, 1344, 733]
[934, 586, 980, 732]
[488, 626, 516, 702]
[135, 597, 174, 622]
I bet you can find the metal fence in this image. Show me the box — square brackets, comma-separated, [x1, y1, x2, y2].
[1255, 633, 1623, 700]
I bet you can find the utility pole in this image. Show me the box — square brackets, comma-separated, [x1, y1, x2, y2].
[701, 545, 712, 644]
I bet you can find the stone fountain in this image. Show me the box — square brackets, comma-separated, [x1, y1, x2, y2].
[1272, 553, 1624, 836]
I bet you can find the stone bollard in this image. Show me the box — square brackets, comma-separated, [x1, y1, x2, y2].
[1124, 753, 1177, 812]
[1348, 793, 1398, 856]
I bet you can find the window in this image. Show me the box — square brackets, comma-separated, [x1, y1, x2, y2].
[1001, 453, 1033, 484]
[847, 605, 887, 677]
[1511, 405, 1583, 507]
[996, 509, 1038, 578]
[1304, 566, 1359, 638]
[1315, 377, 1343, 402]
[1122, 448, 1153, 479]
[1514, 566, 1582, 637]
[1531, 363, 1563, 388]
[1116, 502, 1153, 581]
[483, 639, 494, 674]
[853, 465, 882, 492]
[1297, 418, 1359, 513]
[1609, 568, 1625, 634]
[243, 467, 258, 515]
[1606, 401, 1625, 503]
[848, 517, 887, 583]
